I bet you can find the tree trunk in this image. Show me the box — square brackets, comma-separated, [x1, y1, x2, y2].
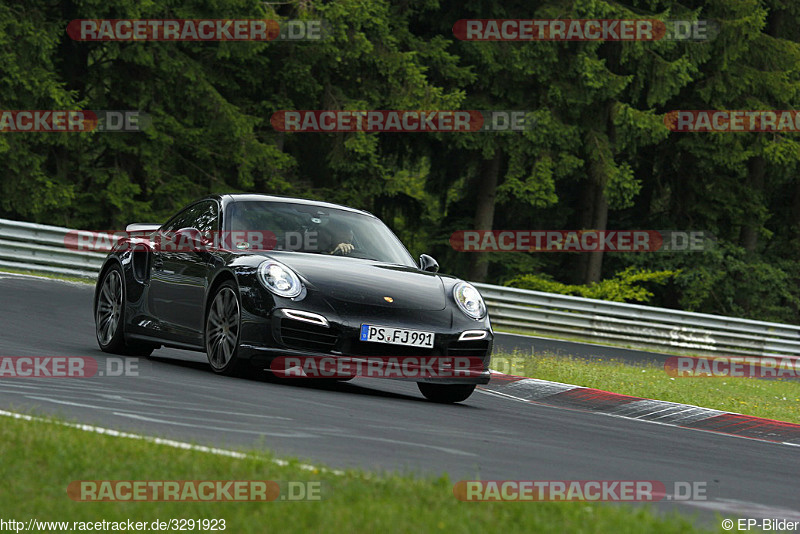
[582, 104, 614, 285]
[791, 180, 800, 253]
[583, 181, 608, 284]
[573, 180, 596, 284]
[739, 156, 765, 253]
[467, 148, 502, 281]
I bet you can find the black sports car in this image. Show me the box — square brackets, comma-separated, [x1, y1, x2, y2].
[94, 194, 492, 403]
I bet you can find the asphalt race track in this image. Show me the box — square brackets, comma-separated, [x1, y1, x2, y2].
[0, 274, 798, 526]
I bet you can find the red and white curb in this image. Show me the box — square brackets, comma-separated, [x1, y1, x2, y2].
[481, 372, 800, 446]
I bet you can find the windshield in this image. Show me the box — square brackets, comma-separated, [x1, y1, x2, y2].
[224, 200, 417, 267]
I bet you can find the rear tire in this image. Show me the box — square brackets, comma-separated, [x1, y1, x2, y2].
[417, 383, 476, 403]
[95, 265, 155, 357]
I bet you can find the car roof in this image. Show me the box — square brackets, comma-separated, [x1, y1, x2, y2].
[205, 194, 375, 218]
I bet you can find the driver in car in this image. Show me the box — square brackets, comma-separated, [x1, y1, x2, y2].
[322, 221, 355, 255]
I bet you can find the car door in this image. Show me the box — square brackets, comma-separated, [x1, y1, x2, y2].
[149, 201, 220, 344]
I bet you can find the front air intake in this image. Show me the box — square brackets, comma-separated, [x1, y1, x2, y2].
[279, 318, 337, 352]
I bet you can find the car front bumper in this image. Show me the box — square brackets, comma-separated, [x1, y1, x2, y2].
[239, 307, 493, 384]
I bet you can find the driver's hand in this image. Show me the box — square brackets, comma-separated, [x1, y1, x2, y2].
[331, 242, 354, 255]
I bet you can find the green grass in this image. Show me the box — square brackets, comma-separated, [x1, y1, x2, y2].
[492, 351, 800, 423]
[0, 267, 94, 284]
[0, 412, 724, 533]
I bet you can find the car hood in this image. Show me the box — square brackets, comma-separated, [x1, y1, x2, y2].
[262, 253, 447, 311]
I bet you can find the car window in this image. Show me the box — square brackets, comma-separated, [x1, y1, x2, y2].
[224, 200, 416, 266]
[162, 201, 218, 234]
[192, 202, 219, 234]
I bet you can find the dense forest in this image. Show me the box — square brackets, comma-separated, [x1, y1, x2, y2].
[2, 0, 800, 324]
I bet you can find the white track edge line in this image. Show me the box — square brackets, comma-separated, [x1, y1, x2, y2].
[0, 409, 345, 475]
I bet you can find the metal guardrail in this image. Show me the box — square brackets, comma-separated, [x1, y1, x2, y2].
[0, 219, 106, 279]
[0, 217, 798, 357]
[474, 283, 800, 357]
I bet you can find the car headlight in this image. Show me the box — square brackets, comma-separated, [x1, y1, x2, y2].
[257, 260, 302, 298]
[453, 282, 486, 320]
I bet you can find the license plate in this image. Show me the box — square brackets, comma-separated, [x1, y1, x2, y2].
[360, 324, 435, 348]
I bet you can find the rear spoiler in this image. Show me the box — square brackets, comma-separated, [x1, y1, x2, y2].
[126, 223, 161, 232]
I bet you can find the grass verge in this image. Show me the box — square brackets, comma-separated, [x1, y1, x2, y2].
[0, 412, 722, 533]
[492, 351, 800, 423]
[0, 267, 94, 284]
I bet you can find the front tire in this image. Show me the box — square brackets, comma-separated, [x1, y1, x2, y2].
[205, 281, 246, 376]
[95, 265, 154, 357]
[417, 383, 476, 403]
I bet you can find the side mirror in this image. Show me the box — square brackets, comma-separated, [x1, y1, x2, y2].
[419, 254, 439, 273]
[173, 227, 209, 253]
